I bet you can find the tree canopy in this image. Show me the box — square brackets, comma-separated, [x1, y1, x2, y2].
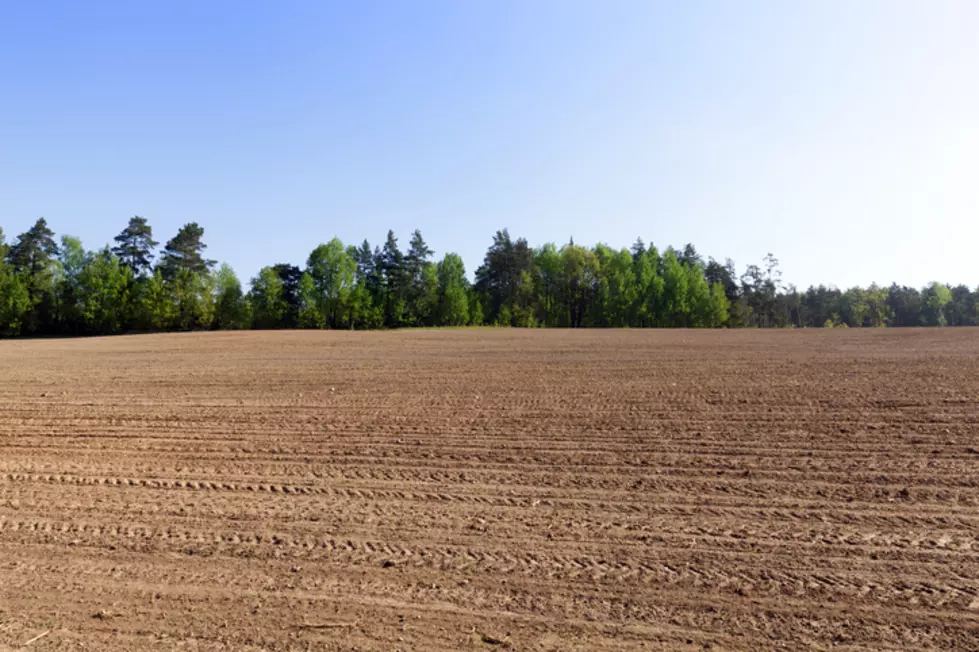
[158, 222, 214, 280]
[0, 217, 975, 337]
[112, 216, 159, 275]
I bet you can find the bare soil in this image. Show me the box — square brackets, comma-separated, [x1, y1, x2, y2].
[1, 329, 978, 651]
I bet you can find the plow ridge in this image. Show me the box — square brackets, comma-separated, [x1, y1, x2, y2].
[2, 330, 979, 650]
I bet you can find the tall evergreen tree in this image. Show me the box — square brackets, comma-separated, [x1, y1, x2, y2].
[7, 218, 59, 275]
[945, 285, 976, 326]
[405, 229, 434, 325]
[158, 223, 214, 280]
[112, 216, 158, 275]
[474, 229, 535, 326]
[405, 230, 433, 278]
[678, 243, 704, 269]
[380, 230, 407, 327]
[885, 285, 922, 327]
[3, 219, 979, 337]
[271, 263, 302, 328]
[7, 218, 60, 333]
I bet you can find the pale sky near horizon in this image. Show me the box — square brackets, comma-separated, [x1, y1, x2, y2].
[1, 1, 977, 290]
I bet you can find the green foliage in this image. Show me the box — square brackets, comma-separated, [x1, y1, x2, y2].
[59, 236, 86, 281]
[380, 230, 407, 327]
[159, 223, 214, 280]
[7, 218, 60, 334]
[685, 264, 712, 328]
[923, 282, 952, 327]
[0, 263, 31, 336]
[436, 253, 470, 326]
[307, 238, 357, 328]
[56, 235, 87, 332]
[346, 280, 375, 329]
[739, 254, 782, 327]
[297, 271, 324, 329]
[112, 216, 158, 275]
[632, 244, 664, 327]
[1, 220, 977, 337]
[661, 249, 689, 327]
[7, 218, 59, 277]
[468, 289, 485, 326]
[707, 281, 731, 327]
[560, 243, 598, 328]
[250, 266, 288, 329]
[840, 287, 869, 327]
[416, 262, 439, 326]
[405, 230, 435, 325]
[271, 263, 302, 328]
[213, 264, 251, 330]
[533, 243, 562, 327]
[605, 248, 636, 327]
[133, 270, 175, 331]
[170, 268, 215, 331]
[475, 229, 535, 326]
[76, 248, 133, 335]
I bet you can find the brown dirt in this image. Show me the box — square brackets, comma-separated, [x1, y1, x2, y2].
[1, 329, 978, 651]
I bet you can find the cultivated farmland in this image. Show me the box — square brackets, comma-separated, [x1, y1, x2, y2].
[0, 329, 977, 650]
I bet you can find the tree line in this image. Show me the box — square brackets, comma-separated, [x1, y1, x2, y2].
[0, 217, 972, 337]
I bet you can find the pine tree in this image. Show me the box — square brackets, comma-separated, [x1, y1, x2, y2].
[158, 223, 215, 280]
[405, 229, 434, 325]
[380, 230, 406, 327]
[7, 218, 59, 277]
[7, 218, 60, 333]
[112, 216, 158, 275]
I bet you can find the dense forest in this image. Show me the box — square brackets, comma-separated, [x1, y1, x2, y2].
[0, 217, 972, 337]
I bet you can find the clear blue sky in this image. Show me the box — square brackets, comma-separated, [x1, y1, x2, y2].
[1, 1, 976, 289]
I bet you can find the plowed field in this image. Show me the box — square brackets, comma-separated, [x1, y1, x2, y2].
[1, 329, 978, 651]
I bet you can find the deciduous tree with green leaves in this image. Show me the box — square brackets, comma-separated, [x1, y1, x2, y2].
[132, 269, 175, 331]
[0, 262, 30, 336]
[249, 266, 288, 329]
[213, 264, 251, 330]
[436, 253, 469, 326]
[76, 248, 133, 335]
[1, 219, 977, 336]
[296, 271, 324, 329]
[307, 238, 357, 329]
[923, 282, 952, 327]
